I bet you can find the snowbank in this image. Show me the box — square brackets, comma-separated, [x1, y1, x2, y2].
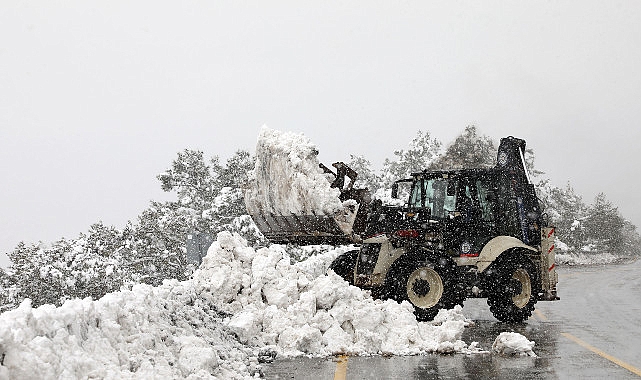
[555, 252, 617, 266]
[0, 232, 486, 379]
[193, 232, 480, 357]
[0, 281, 257, 379]
[244, 126, 344, 216]
[554, 239, 618, 266]
[492, 332, 537, 357]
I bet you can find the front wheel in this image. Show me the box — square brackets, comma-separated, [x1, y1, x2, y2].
[487, 253, 539, 322]
[389, 258, 465, 321]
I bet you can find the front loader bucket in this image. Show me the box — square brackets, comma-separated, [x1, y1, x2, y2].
[245, 128, 370, 245]
[247, 188, 369, 245]
[249, 213, 355, 245]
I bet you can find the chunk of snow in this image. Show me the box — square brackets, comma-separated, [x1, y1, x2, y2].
[492, 332, 537, 357]
[244, 126, 344, 216]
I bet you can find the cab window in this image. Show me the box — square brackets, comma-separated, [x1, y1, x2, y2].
[410, 178, 456, 218]
[476, 179, 496, 222]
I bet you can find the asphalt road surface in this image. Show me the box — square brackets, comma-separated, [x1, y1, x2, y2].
[264, 259, 641, 379]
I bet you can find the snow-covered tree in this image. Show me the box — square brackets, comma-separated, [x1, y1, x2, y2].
[523, 147, 545, 180]
[4, 222, 134, 307]
[66, 222, 132, 300]
[538, 182, 588, 250]
[347, 154, 381, 192]
[621, 220, 641, 256]
[216, 150, 255, 224]
[134, 148, 263, 285]
[0, 267, 18, 312]
[131, 202, 190, 285]
[157, 149, 223, 212]
[430, 125, 496, 170]
[582, 193, 626, 253]
[7, 240, 71, 307]
[155, 149, 256, 232]
[380, 130, 442, 188]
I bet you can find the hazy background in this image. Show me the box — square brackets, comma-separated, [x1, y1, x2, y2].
[2, 1, 640, 268]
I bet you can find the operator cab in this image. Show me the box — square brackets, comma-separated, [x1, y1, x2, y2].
[391, 169, 531, 257]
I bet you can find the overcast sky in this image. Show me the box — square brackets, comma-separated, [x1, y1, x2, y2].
[2, 1, 640, 267]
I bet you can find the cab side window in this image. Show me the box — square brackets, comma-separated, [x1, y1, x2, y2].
[410, 180, 424, 208]
[476, 179, 496, 222]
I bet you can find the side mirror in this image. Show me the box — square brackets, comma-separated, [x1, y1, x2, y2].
[391, 183, 399, 199]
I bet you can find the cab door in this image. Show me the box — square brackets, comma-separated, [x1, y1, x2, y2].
[447, 175, 498, 257]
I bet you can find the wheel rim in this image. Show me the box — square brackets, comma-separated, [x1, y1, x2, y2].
[406, 266, 443, 309]
[511, 268, 532, 308]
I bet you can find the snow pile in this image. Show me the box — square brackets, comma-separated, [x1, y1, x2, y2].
[194, 232, 480, 357]
[0, 231, 483, 379]
[244, 126, 344, 216]
[0, 281, 257, 379]
[492, 332, 537, 357]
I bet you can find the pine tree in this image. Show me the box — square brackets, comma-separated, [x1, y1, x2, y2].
[4, 223, 135, 308]
[0, 267, 18, 312]
[380, 130, 442, 188]
[7, 241, 70, 307]
[133, 148, 263, 285]
[347, 154, 381, 192]
[430, 125, 496, 170]
[583, 193, 625, 253]
[72, 222, 131, 299]
[620, 220, 641, 257]
[132, 201, 191, 285]
[157, 149, 223, 211]
[216, 150, 255, 223]
[538, 182, 588, 250]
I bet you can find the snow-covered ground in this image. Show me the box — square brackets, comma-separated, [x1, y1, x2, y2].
[554, 239, 619, 266]
[0, 232, 499, 379]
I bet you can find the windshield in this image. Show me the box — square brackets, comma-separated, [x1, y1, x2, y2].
[409, 177, 456, 218]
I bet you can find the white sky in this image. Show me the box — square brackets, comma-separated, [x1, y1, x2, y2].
[2, 1, 640, 267]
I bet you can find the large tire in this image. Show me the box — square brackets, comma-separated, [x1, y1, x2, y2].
[388, 257, 465, 321]
[328, 250, 359, 285]
[486, 253, 539, 322]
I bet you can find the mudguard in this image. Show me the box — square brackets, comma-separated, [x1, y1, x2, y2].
[475, 236, 537, 272]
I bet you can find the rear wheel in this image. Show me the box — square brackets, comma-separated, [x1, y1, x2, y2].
[389, 257, 464, 321]
[487, 253, 539, 322]
[328, 250, 359, 285]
